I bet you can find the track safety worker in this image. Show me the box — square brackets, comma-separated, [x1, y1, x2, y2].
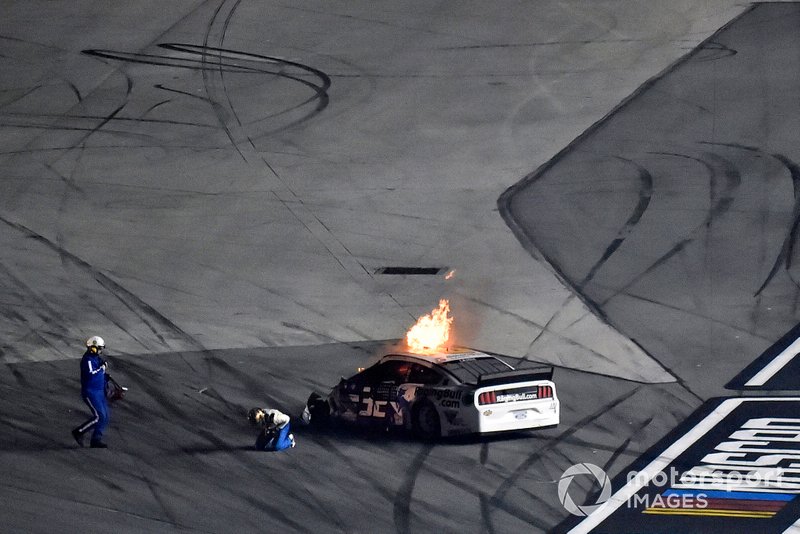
[71, 336, 110, 448]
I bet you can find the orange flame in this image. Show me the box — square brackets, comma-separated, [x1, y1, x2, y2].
[406, 299, 453, 354]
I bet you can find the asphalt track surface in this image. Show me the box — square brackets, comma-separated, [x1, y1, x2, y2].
[0, 2, 793, 533]
[502, 2, 800, 400]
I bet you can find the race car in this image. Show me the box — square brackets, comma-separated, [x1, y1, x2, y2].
[302, 348, 559, 439]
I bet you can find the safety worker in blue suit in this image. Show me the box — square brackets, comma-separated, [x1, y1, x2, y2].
[248, 408, 296, 451]
[71, 336, 110, 448]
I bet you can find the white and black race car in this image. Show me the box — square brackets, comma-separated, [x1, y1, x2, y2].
[302, 349, 559, 439]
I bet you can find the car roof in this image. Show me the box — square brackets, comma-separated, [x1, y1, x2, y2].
[381, 348, 495, 365]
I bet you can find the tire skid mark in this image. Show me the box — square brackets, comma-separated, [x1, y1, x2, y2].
[3, 110, 220, 128]
[140, 99, 171, 118]
[306, 432, 398, 502]
[699, 141, 800, 295]
[117, 447, 298, 531]
[112, 362, 255, 457]
[701, 151, 740, 222]
[595, 151, 742, 311]
[280, 458, 349, 534]
[478, 494, 498, 534]
[0, 483, 183, 528]
[0, 215, 203, 353]
[0, 84, 42, 110]
[200, 0, 245, 159]
[393, 443, 433, 534]
[487, 386, 641, 512]
[695, 41, 738, 62]
[755, 153, 800, 294]
[420, 461, 551, 530]
[192, 256, 372, 341]
[62, 102, 127, 155]
[153, 83, 214, 103]
[139, 475, 180, 528]
[579, 156, 653, 289]
[202, 355, 285, 409]
[460, 293, 624, 370]
[66, 81, 82, 102]
[0, 260, 71, 336]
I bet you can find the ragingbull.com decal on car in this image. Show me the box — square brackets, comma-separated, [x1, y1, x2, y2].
[495, 386, 539, 403]
[417, 387, 465, 408]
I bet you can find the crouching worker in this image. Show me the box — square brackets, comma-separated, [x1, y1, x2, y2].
[247, 408, 296, 451]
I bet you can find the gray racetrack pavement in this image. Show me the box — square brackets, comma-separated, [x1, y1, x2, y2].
[0, 2, 775, 532]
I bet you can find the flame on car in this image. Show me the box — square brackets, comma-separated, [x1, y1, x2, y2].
[405, 299, 453, 354]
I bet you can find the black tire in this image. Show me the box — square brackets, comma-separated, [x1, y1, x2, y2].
[412, 402, 441, 441]
[307, 393, 331, 428]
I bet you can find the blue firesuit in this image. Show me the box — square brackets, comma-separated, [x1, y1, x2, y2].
[75, 350, 109, 444]
[254, 409, 295, 451]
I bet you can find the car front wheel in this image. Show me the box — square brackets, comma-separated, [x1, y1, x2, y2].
[412, 402, 441, 440]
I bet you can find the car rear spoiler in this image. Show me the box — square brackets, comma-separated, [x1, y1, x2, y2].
[477, 367, 554, 387]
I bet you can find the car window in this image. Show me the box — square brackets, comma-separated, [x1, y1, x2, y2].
[407, 363, 444, 385]
[371, 360, 412, 385]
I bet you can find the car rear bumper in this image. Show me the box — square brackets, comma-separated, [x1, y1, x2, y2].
[475, 399, 559, 433]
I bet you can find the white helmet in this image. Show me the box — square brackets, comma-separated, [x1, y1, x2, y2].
[85, 336, 105, 349]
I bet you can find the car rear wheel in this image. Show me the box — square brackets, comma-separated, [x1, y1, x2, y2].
[412, 402, 441, 440]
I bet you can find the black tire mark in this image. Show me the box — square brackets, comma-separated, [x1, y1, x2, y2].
[487, 386, 641, 514]
[755, 154, 800, 295]
[65, 102, 126, 152]
[478, 494, 498, 534]
[139, 476, 180, 527]
[0, 84, 41, 111]
[701, 151, 740, 221]
[10, 366, 33, 389]
[0, 215, 203, 353]
[202, 354, 286, 409]
[578, 157, 653, 289]
[393, 444, 433, 534]
[698, 141, 800, 295]
[153, 83, 213, 102]
[140, 99, 171, 118]
[595, 151, 741, 310]
[305, 432, 399, 502]
[460, 293, 626, 372]
[0, 482, 182, 526]
[200, 0, 244, 159]
[113, 439, 307, 532]
[693, 41, 738, 62]
[66, 81, 82, 102]
[418, 461, 551, 530]
[497, 7, 758, 379]
[3, 110, 218, 129]
[160, 44, 331, 137]
[0, 260, 71, 336]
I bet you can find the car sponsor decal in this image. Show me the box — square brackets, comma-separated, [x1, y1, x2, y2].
[419, 387, 463, 408]
[497, 389, 537, 402]
[565, 398, 800, 533]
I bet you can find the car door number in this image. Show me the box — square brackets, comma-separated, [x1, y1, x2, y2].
[357, 395, 399, 418]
